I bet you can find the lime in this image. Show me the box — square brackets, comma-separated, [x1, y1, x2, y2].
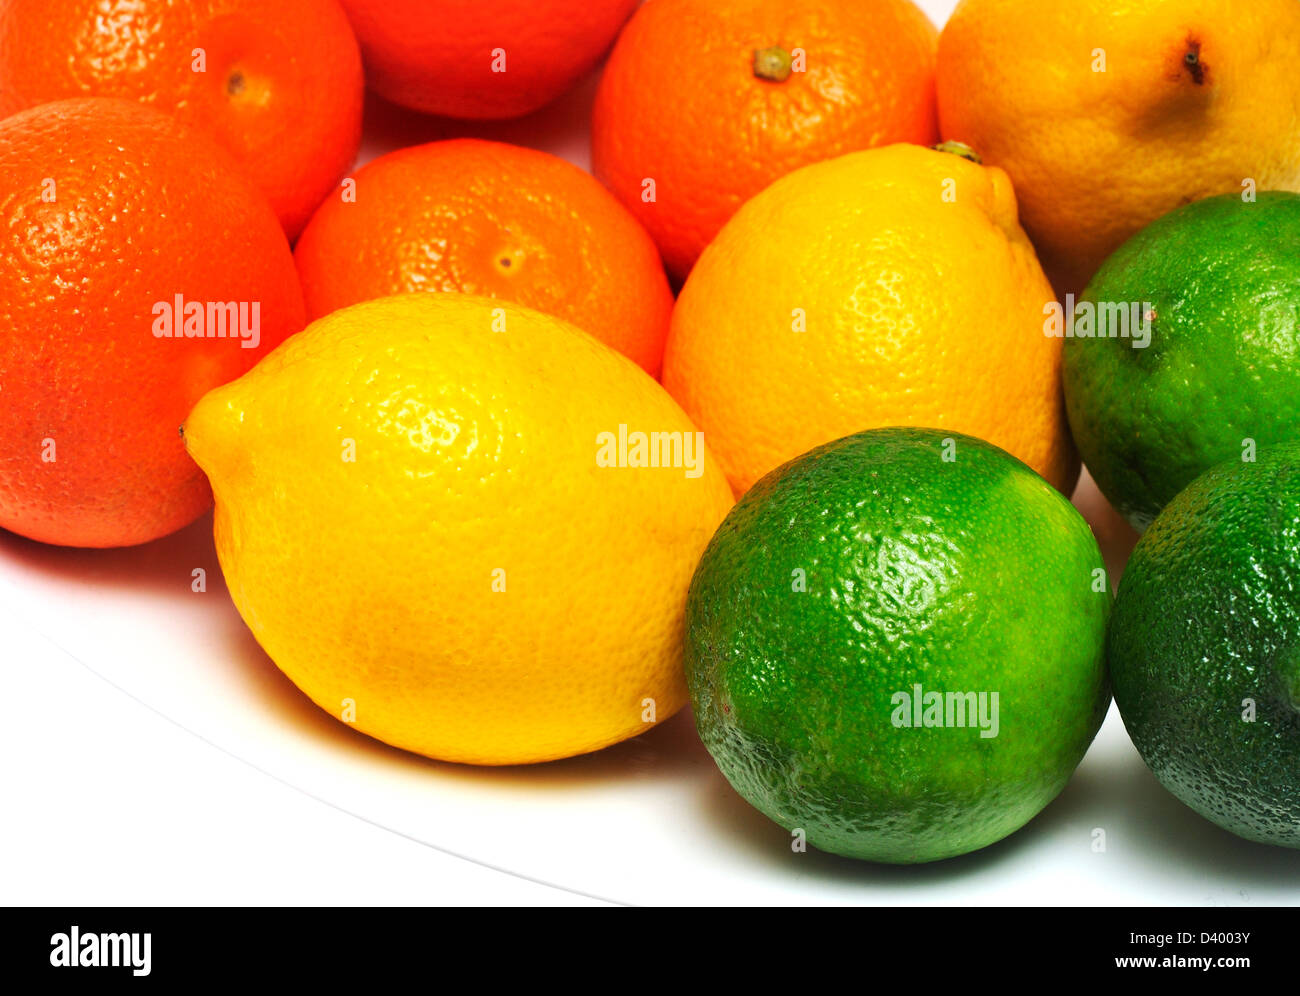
[1108, 443, 1300, 849]
[684, 427, 1110, 864]
[1063, 191, 1300, 531]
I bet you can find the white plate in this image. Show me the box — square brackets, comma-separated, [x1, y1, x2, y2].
[7, 453, 1299, 905]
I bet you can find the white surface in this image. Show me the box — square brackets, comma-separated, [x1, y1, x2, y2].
[4, 474, 1299, 906]
[6, 0, 1299, 907]
[2, 619, 600, 906]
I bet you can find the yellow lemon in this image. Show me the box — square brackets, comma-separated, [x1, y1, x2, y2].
[663, 143, 1076, 498]
[183, 294, 733, 765]
[937, 0, 1300, 294]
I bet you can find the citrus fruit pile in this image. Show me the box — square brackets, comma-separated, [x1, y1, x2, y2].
[2, 0, 1298, 865]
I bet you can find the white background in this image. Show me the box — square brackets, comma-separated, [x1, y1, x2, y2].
[5, 0, 1298, 907]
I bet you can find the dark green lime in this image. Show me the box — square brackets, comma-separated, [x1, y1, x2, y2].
[1108, 442, 1300, 848]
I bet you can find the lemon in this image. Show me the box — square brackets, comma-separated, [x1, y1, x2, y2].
[183, 294, 733, 765]
[662, 143, 1077, 498]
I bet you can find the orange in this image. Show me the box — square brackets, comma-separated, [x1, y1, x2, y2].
[937, 0, 1300, 295]
[294, 139, 673, 376]
[338, 0, 638, 119]
[0, 98, 306, 548]
[663, 143, 1077, 497]
[0, 0, 364, 240]
[592, 0, 939, 280]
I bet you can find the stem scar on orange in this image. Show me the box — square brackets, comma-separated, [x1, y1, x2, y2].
[592, 0, 940, 280]
[294, 139, 674, 377]
[0, 0, 365, 240]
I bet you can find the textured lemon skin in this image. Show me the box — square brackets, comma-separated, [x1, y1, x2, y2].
[184, 294, 733, 765]
[663, 143, 1076, 497]
[937, 0, 1300, 294]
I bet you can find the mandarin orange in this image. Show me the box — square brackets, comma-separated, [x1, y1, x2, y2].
[0, 98, 305, 547]
[0, 0, 364, 239]
[294, 139, 673, 376]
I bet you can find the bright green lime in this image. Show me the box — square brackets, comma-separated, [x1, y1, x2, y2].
[1108, 443, 1300, 849]
[684, 427, 1110, 864]
[1063, 191, 1300, 531]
